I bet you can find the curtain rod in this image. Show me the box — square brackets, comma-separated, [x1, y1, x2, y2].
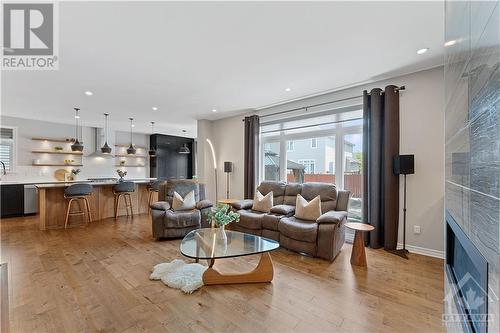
[243, 86, 405, 121]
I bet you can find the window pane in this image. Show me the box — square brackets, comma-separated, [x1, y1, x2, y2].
[343, 133, 363, 223]
[286, 136, 335, 184]
[263, 142, 281, 181]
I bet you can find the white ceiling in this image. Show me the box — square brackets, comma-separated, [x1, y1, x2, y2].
[1, 1, 444, 137]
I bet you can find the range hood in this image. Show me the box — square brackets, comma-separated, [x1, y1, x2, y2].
[87, 127, 113, 159]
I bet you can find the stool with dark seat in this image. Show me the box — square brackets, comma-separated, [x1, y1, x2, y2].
[147, 180, 161, 213]
[113, 181, 135, 218]
[64, 183, 93, 229]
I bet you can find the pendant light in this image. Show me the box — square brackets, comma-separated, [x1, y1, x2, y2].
[148, 121, 156, 157]
[179, 143, 190, 154]
[101, 113, 112, 154]
[71, 107, 84, 152]
[126, 117, 136, 155]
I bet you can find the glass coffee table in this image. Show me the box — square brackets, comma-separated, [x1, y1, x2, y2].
[180, 228, 279, 285]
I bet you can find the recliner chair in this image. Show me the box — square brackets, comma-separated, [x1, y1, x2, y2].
[150, 179, 213, 239]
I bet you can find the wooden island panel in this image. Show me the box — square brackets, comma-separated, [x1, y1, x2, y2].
[38, 183, 152, 230]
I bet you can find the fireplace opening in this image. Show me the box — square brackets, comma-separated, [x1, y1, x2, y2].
[446, 212, 489, 333]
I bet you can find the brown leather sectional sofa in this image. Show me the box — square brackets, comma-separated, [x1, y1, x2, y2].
[230, 181, 350, 261]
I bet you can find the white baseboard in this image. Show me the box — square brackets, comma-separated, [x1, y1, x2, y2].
[344, 233, 444, 259]
[396, 243, 445, 259]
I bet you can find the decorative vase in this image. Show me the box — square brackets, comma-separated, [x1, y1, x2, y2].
[217, 224, 227, 243]
[119, 177, 124, 182]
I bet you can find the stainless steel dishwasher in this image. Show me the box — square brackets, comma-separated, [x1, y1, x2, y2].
[23, 185, 38, 215]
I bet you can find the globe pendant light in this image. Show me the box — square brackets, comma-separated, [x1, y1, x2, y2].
[101, 113, 112, 154]
[71, 107, 84, 152]
[148, 121, 156, 157]
[127, 117, 136, 155]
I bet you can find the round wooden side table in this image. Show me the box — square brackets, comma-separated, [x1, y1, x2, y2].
[345, 222, 375, 267]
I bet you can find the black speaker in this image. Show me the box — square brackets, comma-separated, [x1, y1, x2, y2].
[224, 161, 233, 173]
[393, 155, 414, 175]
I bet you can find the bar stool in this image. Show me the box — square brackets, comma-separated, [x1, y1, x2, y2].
[147, 180, 161, 213]
[64, 184, 93, 229]
[113, 181, 135, 218]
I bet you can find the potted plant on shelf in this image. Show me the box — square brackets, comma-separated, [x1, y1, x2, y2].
[71, 168, 81, 180]
[116, 169, 127, 182]
[54, 146, 63, 152]
[205, 204, 240, 242]
[119, 160, 126, 166]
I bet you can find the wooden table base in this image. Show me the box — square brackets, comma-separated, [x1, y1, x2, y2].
[202, 252, 274, 285]
[351, 230, 367, 267]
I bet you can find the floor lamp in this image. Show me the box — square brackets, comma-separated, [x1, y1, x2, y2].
[391, 154, 415, 260]
[206, 139, 218, 202]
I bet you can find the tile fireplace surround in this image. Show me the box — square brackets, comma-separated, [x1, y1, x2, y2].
[444, 1, 499, 332]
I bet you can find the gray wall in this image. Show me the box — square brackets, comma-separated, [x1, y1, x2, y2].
[444, 1, 500, 332]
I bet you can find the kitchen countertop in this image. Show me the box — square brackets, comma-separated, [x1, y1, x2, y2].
[34, 178, 158, 188]
[0, 178, 157, 186]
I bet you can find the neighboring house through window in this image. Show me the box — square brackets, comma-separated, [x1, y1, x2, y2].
[0, 127, 16, 172]
[311, 138, 317, 148]
[298, 159, 315, 174]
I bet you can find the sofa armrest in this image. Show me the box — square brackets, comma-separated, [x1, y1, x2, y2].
[150, 201, 171, 211]
[231, 199, 253, 210]
[336, 190, 351, 211]
[196, 200, 213, 210]
[270, 204, 295, 216]
[316, 211, 347, 225]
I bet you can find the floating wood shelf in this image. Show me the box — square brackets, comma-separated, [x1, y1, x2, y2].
[31, 137, 76, 143]
[114, 154, 147, 158]
[114, 144, 147, 149]
[32, 163, 83, 167]
[32, 150, 83, 155]
[114, 165, 145, 167]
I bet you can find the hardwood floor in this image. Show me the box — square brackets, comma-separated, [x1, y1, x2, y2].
[1, 214, 444, 332]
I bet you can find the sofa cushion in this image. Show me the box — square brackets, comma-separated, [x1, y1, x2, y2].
[270, 204, 295, 216]
[283, 183, 302, 205]
[252, 191, 273, 213]
[295, 195, 322, 221]
[316, 211, 347, 224]
[262, 213, 281, 231]
[301, 182, 337, 212]
[257, 181, 286, 205]
[232, 199, 253, 210]
[164, 209, 201, 228]
[237, 209, 266, 230]
[279, 216, 318, 243]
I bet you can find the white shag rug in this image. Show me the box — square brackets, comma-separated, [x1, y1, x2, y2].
[150, 259, 207, 294]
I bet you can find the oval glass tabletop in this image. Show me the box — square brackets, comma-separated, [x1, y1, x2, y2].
[180, 228, 279, 260]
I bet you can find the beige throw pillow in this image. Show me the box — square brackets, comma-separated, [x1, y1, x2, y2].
[252, 191, 273, 213]
[172, 191, 196, 211]
[295, 194, 322, 221]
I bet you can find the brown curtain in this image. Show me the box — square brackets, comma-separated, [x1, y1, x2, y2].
[362, 86, 400, 249]
[244, 115, 259, 199]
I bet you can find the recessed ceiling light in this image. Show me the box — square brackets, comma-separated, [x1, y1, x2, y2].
[285, 88, 291, 92]
[444, 40, 457, 47]
[152, 106, 158, 111]
[84, 91, 93, 96]
[416, 48, 429, 55]
[212, 109, 217, 113]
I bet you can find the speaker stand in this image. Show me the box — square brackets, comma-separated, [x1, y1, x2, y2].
[390, 174, 409, 260]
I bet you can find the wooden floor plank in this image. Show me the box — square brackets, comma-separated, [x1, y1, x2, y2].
[1, 214, 445, 332]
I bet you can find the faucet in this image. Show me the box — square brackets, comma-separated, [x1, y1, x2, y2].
[0, 161, 6, 176]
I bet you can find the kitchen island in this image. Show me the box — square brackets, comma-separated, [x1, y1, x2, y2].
[35, 179, 159, 230]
